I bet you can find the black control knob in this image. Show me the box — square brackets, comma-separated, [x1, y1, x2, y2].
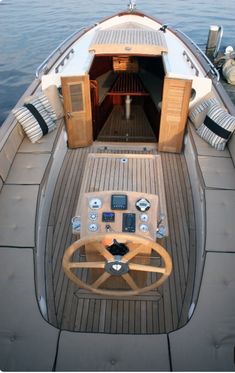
[108, 239, 129, 256]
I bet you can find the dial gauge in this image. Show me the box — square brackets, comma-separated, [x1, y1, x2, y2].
[89, 198, 102, 210]
[139, 224, 149, 233]
[140, 213, 149, 222]
[88, 223, 99, 232]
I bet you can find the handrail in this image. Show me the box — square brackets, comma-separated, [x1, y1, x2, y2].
[35, 27, 85, 78]
[55, 48, 74, 73]
[183, 50, 199, 76]
[176, 29, 220, 81]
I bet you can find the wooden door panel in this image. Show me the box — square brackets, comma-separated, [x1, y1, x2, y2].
[62, 75, 93, 148]
[158, 77, 192, 153]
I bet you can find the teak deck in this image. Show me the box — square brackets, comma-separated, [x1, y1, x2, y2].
[75, 153, 168, 235]
[97, 105, 156, 142]
[45, 143, 196, 334]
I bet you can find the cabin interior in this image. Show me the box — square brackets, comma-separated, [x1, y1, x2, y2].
[88, 55, 164, 142]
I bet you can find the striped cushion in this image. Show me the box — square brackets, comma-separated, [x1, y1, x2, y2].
[13, 94, 57, 143]
[189, 96, 218, 129]
[197, 104, 235, 150]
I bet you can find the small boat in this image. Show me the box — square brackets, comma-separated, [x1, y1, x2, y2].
[0, 2, 235, 371]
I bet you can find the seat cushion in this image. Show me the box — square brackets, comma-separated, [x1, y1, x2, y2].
[5, 153, 50, 184]
[188, 123, 230, 157]
[189, 93, 218, 129]
[197, 104, 235, 150]
[18, 118, 63, 153]
[0, 248, 59, 371]
[13, 93, 57, 143]
[205, 189, 235, 252]
[0, 184, 39, 247]
[170, 252, 235, 371]
[43, 85, 64, 119]
[198, 156, 235, 189]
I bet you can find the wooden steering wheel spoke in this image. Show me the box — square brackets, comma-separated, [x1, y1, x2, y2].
[128, 263, 166, 274]
[95, 242, 114, 261]
[62, 233, 172, 297]
[122, 243, 147, 262]
[68, 261, 105, 270]
[122, 273, 139, 291]
[92, 272, 111, 289]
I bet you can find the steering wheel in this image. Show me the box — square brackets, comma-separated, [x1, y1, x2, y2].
[62, 233, 172, 297]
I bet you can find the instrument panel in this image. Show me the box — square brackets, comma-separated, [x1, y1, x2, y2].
[74, 191, 159, 241]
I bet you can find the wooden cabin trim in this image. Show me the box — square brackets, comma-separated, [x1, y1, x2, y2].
[90, 44, 167, 56]
[158, 77, 192, 153]
[62, 75, 93, 148]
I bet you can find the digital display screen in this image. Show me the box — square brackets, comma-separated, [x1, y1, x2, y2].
[122, 213, 136, 232]
[102, 212, 115, 222]
[111, 194, 128, 210]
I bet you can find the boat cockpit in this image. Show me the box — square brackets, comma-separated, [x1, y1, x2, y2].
[1, 7, 235, 371]
[38, 15, 200, 334]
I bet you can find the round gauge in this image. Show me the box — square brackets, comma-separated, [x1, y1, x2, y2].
[89, 198, 102, 210]
[136, 198, 151, 212]
[140, 213, 149, 222]
[88, 223, 99, 232]
[89, 212, 98, 221]
[71, 216, 81, 232]
[139, 224, 149, 233]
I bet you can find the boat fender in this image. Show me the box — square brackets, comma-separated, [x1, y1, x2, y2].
[222, 58, 235, 85]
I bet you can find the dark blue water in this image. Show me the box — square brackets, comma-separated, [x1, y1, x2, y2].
[0, 0, 234, 125]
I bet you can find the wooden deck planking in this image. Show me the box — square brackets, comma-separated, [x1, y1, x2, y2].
[45, 226, 58, 327]
[97, 105, 156, 142]
[52, 151, 79, 271]
[160, 156, 182, 327]
[47, 148, 89, 327]
[45, 143, 195, 334]
[77, 153, 168, 235]
[167, 155, 188, 287]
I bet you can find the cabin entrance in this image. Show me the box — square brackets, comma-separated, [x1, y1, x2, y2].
[61, 56, 191, 151]
[89, 55, 164, 143]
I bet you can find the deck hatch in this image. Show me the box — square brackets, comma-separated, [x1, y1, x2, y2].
[89, 29, 168, 55]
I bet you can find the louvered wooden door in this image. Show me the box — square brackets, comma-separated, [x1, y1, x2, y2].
[158, 77, 192, 153]
[62, 75, 93, 148]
